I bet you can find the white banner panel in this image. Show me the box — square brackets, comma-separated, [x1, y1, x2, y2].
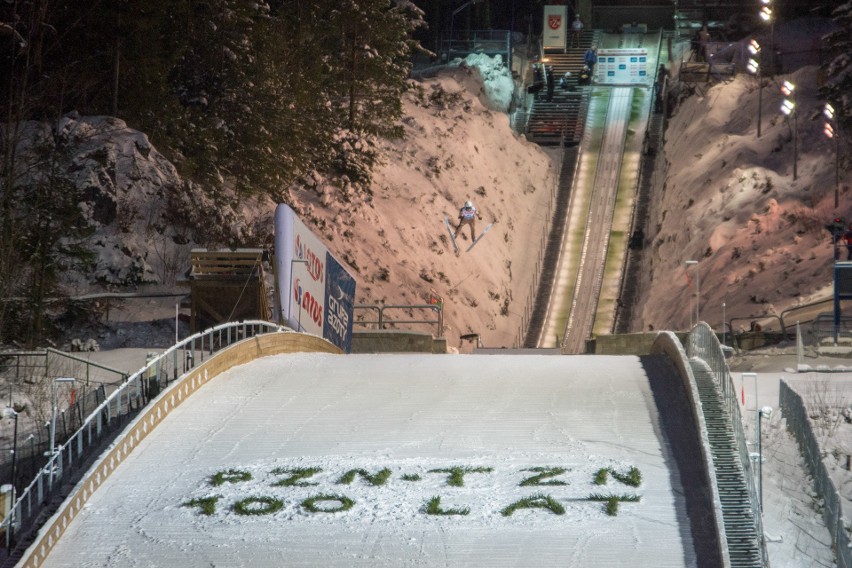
[596, 49, 650, 85]
[274, 204, 327, 337]
[273, 204, 357, 352]
[542, 6, 567, 50]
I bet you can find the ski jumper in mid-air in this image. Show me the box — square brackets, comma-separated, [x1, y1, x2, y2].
[453, 200, 482, 241]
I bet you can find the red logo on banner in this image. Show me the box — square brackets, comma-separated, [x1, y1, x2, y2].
[548, 15, 562, 30]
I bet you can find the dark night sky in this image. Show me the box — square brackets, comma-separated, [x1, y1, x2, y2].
[415, 0, 836, 53]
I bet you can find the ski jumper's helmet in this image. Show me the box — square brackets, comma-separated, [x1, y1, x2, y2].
[464, 200, 473, 208]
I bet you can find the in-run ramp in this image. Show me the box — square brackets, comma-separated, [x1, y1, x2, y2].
[40, 353, 720, 567]
[537, 32, 661, 351]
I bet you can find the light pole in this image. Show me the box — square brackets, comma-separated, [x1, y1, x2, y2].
[287, 259, 308, 330]
[49, 378, 76, 469]
[780, 80, 797, 180]
[757, 406, 773, 510]
[685, 260, 699, 326]
[747, 40, 762, 138]
[824, 103, 840, 209]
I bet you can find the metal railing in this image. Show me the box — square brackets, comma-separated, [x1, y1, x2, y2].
[2, 320, 284, 555]
[779, 380, 852, 568]
[353, 304, 443, 336]
[442, 29, 512, 64]
[687, 323, 768, 566]
[0, 350, 128, 499]
[1, 348, 127, 406]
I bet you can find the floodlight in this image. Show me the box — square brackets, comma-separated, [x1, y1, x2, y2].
[824, 123, 834, 139]
[748, 39, 761, 55]
[760, 0, 770, 4]
[760, 6, 772, 20]
[747, 59, 759, 74]
[780, 99, 795, 115]
[824, 103, 835, 120]
[780, 80, 795, 96]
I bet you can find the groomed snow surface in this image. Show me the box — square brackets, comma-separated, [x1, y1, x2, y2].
[44, 353, 705, 567]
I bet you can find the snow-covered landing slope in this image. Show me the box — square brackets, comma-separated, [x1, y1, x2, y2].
[43, 353, 703, 567]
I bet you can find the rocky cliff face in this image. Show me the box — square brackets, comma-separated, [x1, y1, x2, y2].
[8, 113, 261, 291]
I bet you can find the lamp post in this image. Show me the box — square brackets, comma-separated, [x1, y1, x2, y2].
[824, 103, 840, 209]
[287, 259, 308, 330]
[747, 40, 762, 138]
[685, 260, 699, 326]
[780, 80, 797, 180]
[757, 406, 773, 510]
[49, 378, 76, 471]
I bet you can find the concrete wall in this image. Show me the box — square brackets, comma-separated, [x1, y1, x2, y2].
[589, 332, 687, 355]
[650, 332, 731, 568]
[19, 331, 340, 568]
[351, 330, 446, 354]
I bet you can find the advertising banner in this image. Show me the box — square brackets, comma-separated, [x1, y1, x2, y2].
[596, 49, 650, 85]
[273, 204, 356, 352]
[324, 254, 356, 353]
[543, 5, 567, 50]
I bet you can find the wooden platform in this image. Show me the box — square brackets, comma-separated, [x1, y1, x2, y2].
[185, 249, 271, 332]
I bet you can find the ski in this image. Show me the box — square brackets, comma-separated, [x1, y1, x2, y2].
[466, 223, 493, 252]
[444, 216, 459, 255]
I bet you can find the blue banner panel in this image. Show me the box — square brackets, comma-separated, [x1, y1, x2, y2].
[324, 253, 356, 353]
[836, 263, 852, 298]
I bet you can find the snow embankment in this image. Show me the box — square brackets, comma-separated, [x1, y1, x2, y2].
[639, 65, 847, 332]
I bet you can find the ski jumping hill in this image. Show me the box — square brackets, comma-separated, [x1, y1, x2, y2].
[34, 347, 725, 567]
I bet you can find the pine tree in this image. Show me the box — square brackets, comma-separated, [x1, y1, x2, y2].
[310, 0, 425, 189]
[0, 126, 94, 345]
[327, 0, 425, 136]
[3, 0, 429, 206]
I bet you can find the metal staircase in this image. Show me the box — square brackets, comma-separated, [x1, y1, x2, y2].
[690, 360, 765, 567]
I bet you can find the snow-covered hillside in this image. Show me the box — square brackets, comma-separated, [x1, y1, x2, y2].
[637, 63, 849, 333]
[290, 58, 556, 348]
